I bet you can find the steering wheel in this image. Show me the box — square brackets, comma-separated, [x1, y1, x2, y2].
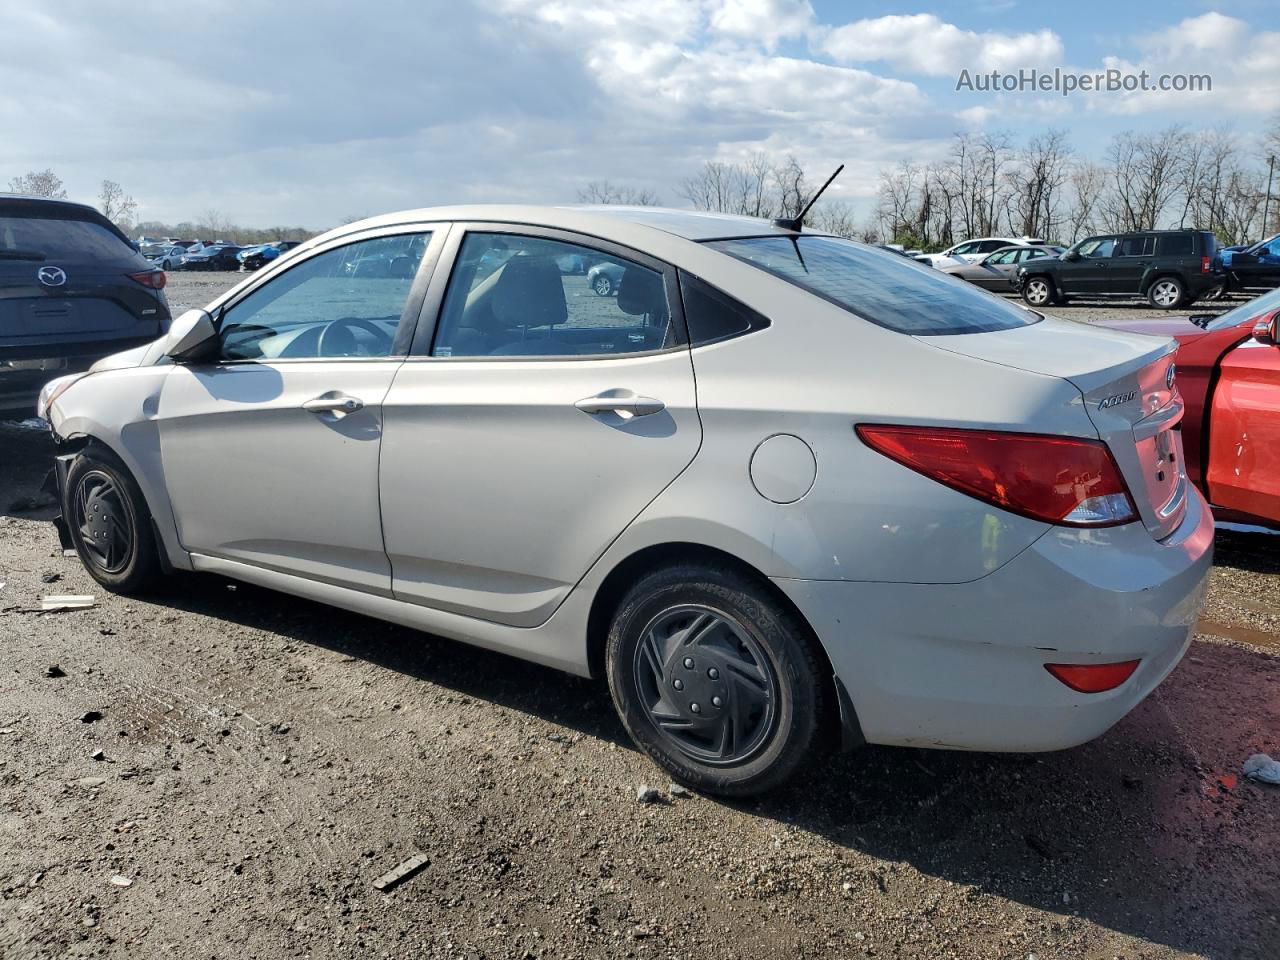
[316, 316, 393, 358]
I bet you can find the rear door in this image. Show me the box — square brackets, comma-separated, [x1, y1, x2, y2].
[1205, 334, 1280, 524]
[1111, 234, 1155, 293]
[378, 225, 701, 627]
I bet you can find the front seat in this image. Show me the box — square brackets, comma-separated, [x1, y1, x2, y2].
[491, 257, 571, 355]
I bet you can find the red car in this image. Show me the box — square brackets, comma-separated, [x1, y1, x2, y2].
[1101, 287, 1280, 529]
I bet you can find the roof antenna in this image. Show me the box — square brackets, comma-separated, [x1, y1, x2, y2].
[773, 163, 844, 232]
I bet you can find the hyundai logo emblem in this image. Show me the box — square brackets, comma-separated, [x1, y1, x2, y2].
[37, 266, 67, 287]
[1166, 364, 1176, 390]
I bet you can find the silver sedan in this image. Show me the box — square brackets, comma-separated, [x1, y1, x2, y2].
[39, 205, 1211, 796]
[940, 244, 1064, 291]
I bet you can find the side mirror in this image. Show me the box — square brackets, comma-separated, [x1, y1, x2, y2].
[1252, 314, 1279, 345]
[164, 308, 218, 361]
[1063, 250, 1080, 262]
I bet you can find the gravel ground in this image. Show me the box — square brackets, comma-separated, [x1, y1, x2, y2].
[1, 273, 1278, 959]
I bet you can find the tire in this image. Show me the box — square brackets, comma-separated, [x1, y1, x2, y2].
[592, 274, 613, 296]
[606, 562, 827, 797]
[1021, 276, 1053, 307]
[1148, 276, 1185, 309]
[64, 447, 162, 595]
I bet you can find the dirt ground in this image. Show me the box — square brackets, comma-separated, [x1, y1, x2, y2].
[1, 273, 1278, 959]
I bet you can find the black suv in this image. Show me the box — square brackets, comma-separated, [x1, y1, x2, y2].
[1, 195, 170, 416]
[1013, 230, 1222, 310]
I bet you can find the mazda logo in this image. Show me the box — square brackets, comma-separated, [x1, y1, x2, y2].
[37, 266, 67, 286]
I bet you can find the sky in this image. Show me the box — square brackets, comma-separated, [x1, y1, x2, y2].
[1, 0, 1277, 230]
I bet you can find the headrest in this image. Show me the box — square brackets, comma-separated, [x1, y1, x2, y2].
[617, 266, 667, 318]
[492, 257, 566, 328]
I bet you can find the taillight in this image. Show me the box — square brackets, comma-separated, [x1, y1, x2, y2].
[1045, 660, 1140, 693]
[128, 270, 166, 290]
[856, 424, 1137, 527]
[1201, 256, 1211, 274]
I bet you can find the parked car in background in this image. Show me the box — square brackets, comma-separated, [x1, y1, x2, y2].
[1099, 286, 1280, 530]
[1, 193, 170, 415]
[940, 244, 1064, 291]
[38, 204, 1211, 796]
[145, 245, 187, 271]
[1218, 233, 1280, 294]
[925, 236, 1046, 268]
[1014, 230, 1222, 309]
[586, 259, 625, 295]
[237, 240, 302, 271]
[180, 244, 244, 271]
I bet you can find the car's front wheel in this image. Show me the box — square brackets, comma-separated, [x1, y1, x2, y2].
[1148, 276, 1186, 309]
[592, 274, 613, 296]
[1021, 276, 1053, 307]
[606, 563, 827, 797]
[65, 448, 161, 595]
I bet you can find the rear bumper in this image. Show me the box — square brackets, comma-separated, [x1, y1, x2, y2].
[774, 486, 1214, 752]
[0, 339, 154, 414]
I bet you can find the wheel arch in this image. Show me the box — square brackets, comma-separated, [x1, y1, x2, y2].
[583, 541, 860, 750]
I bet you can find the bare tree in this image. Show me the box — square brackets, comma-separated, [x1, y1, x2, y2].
[1099, 127, 1185, 232]
[1009, 130, 1071, 240]
[576, 180, 660, 206]
[197, 208, 232, 240]
[808, 199, 858, 239]
[1065, 162, 1105, 242]
[8, 169, 67, 199]
[98, 180, 137, 228]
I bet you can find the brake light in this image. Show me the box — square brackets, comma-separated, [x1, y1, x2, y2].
[1045, 660, 1140, 693]
[856, 425, 1137, 527]
[128, 270, 166, 290]
[1201, 256, 1211, 274]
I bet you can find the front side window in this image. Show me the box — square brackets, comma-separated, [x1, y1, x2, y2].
[431, 233, 677, 358]
[986, 250, 1018, 265]
[707, 235, 1039, 336]
[217, 232, 430, 360]
[950, 242, 978, 256]
[1077, 237, 1116, 259]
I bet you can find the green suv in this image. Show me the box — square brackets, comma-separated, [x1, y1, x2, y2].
[1013, 230, 1223, 309]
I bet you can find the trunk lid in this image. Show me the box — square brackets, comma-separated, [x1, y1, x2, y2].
[922, 317, 1188, 540]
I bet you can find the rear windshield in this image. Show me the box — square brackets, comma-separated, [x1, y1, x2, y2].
[706, 235, 1040, 335]
[0, 215, 133, 261]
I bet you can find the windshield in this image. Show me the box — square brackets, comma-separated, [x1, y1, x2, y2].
[706, 235, 1040, 335]
[1205, 286, 1280, 332]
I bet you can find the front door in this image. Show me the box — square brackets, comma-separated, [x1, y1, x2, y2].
[379, 228, 701, 627]
[1206, 330, 1280, 525]
[1058, 236, 1116, 296]
[157, 227, 441, 592]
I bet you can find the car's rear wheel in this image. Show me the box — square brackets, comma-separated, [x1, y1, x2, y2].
[1021, 276, 1053, 307]
[606, 563, 826, 797]
[65, 448, 161, 595]
[592, 274, 613, 296]
[1148, 277, 1185, 309]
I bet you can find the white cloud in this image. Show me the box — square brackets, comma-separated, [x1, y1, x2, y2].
[707, 0, 815, 50]
[821, 14, 1063, 77]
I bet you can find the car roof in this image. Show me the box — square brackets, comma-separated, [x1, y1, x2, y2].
[0, 193, 133, 244]
[330, 204, 808, 244]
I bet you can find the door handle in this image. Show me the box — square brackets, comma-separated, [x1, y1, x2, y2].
[302, 393, 364, 415]
[575, 393, 665, 417]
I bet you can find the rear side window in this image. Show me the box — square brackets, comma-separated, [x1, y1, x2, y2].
[1119, 236, 1155, 257]
[0, 216, 133, 261]
[679, 272, 768, 345]
[1158, 234, 1194, 257]
[706, 235, 1039, 336]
